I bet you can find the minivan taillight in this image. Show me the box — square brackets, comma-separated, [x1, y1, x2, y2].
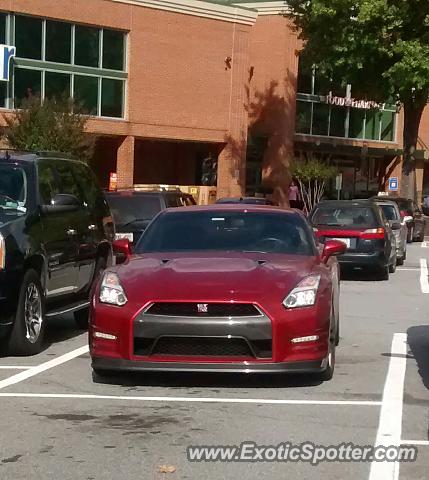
[0, 233, 5, 270]
[361, 228, 385, 240]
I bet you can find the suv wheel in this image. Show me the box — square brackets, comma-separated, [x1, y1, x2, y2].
[378, 265, 389, 281]
[319, 310, 336, 381]
[74, 257, 107, 330]
[389, 254, 397, 273]
[8, 269, 46, 356]
[407, 227, 414, 243]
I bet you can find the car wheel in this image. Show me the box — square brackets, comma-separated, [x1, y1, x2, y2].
[378, 265, 389, 281]
[407, 227, 414, 243]
[389, 256, 397, 273]
[319, 308, 336, 381]
[396, 256, 404, 266]
[92, 368, 115, 384]
[7, 269, 46, 356]
[74, 257, 107, 330]
[416, 230, 425, 242]
[403, 248, 407, 261]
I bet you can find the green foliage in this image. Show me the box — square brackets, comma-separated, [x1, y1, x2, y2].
[3, 96, 93, 162]
[291, 158, 336, 183]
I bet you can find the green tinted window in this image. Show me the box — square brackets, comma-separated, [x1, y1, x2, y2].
[74, 75, 98, 114]
[296, 101, 312, 134]
[349, 110, 365, 139]
[0, 13, 6, 44]
[102, 29, 125, 71]
[75, 25, 99, 67]
[15, 16, 42, 60]
[297, 60, 312, 94]
[45, 71, 71, 100]
[46, 21, 71, 64]
[0, 82, 6, 108]
[312, 103, 330, 136]
[14, 68, 42, 107]
[101, 78, 123, 117]
[329, 106, 347, 137]
[380, 111, 395, 142]
[364, 110, 379, 140]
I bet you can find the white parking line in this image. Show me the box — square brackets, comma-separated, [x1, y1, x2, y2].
[419, 259, 429, 293]
[0, 345, 88, 390]
[0, 392, 381, 406]
[401, 440, 429, 446]
[396, 268, 420, 272]
[421, 241, 429, 248]
[0, 366, 32, 370]
[368, 333, 407, 480]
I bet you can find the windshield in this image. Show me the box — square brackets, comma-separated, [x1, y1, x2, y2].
[0, 164, 28, 213]
[312, 205, 377, 228]
[107, 195, 163, 228]
[136, 211, 314, 255]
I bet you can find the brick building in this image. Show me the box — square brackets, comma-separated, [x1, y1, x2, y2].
[0, 0, 428, 204]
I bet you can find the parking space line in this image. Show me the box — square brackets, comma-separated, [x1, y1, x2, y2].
[401, 440, 429, 446]
[0, 366, 32, 370]
[0, 345, 88, 390]
[419, 259, 429, 293]
[368, 333, 407, 480]
[421, 241, 429, 248]
[0, 392, 382, 406]
[396, 268, 420, 272]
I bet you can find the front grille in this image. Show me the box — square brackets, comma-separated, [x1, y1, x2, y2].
[146, 302, 261, 317]
[152, 337, 253, 357]
[134, 336, 272, 358]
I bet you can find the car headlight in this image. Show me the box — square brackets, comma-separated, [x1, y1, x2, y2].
[0, 233, 5, 270]
[283, 275, 321, 309]
[99, 272, 127, 306]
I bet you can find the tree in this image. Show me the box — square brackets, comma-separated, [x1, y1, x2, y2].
[291, 155, 336, 212]
[287, 0, 429, 200]
[3, 96, 93, 162]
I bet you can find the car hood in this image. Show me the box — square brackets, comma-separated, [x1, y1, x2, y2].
[115, 253, 319, 305]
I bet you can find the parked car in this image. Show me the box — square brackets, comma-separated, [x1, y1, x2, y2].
[216, 197, 275, 205]
[371, 198, 407, 265]
[106, 190, 196, 245]
[0, 152, 114, 355]
[90, 205, 346, 381]
[371, 196, 425, 243]
[310, 200, 397, 280]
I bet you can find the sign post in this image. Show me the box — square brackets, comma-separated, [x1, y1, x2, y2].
[388, 177, 398, 192]
[335, 173, 343, 200]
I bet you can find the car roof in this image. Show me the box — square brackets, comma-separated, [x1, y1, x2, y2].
[315, 200, 375, 208]
[106, 190, 190, 196]
[216, 197, 271, 203]
[0, 151, 77, 164]
[371, 196, 411, 202]
[371, 199, 400, 207]
[162, 204, 297, 215]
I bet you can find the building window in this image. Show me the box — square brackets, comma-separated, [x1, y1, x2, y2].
[74, 75, 98, 114]
[75, 25, 100, 68]
[102, 29, 125, 71]
[101, 78, 123, 118]
[381, 111, 395, 142]
[296, 101, 312, 134]
[14, 67, 42, 107]
[0, 13, 6, 44]
[15, 16, 42, 60]
[329, 106, 347, 138]
[312, 103, 330, 136]
[45, 71, 71, 100]
[46, 20, 72, 64]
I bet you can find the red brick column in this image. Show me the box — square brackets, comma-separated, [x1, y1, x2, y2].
[217, 25, 250, 199]
[116, 135, 135, 189]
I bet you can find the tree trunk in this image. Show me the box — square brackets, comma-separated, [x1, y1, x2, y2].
[401, 92, 427, 200]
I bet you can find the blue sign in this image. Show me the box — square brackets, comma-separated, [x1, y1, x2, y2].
[0, 44, 16, 82]
[388, 177, 398, 191]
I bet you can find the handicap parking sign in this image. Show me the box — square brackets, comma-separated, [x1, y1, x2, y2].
[388, 177, 398, 191]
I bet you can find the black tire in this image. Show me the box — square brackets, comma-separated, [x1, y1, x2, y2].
[407, 227, 414, 244]
[319, 308, 336, 381]
[389, 258, 396, 273]
[7, 269, 46, 356]
[74, 257, 107, 330]
[403, 248, 407, 261]
[396, 256, 404, 266]
[378, 265, 389, 281]
[92, 368, 115, 384]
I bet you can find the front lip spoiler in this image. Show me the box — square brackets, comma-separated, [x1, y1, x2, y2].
[92, 357, 325, 374]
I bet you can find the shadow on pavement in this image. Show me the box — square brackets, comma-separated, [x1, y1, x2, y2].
[407, 325, 429, 390]
[340, 268, 384, 282]
[93, 370, 323, 389]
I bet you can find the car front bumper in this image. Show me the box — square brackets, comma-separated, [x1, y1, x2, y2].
[92, 356, 326, 374]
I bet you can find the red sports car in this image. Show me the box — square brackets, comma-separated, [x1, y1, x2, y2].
[89, 205, 345, 380]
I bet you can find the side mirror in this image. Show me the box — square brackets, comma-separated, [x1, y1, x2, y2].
[113, 238, 132, 264]
[391, 221, 402, 231]
[41, 194, 81, 214]
[321, 240, 347, 263]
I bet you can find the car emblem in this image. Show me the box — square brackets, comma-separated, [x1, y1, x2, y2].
[197, 303, 208, 313]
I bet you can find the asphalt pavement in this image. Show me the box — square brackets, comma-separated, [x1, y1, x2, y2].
[0, 243, 428, 480]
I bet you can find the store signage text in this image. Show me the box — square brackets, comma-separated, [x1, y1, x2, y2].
[0, 44, 16, 82]
[325, 93, 384, 110]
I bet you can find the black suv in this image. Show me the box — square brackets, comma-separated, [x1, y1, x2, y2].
[0, 152, 114, 355]
[106, 190, 196, 245]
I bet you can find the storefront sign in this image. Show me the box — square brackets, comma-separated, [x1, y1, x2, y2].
[325, 93, 384, 110]
[0, 45, 16, 82]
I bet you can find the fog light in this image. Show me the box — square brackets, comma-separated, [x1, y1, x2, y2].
[94, 331, 117, 340]
[291, 335, 319, 343]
